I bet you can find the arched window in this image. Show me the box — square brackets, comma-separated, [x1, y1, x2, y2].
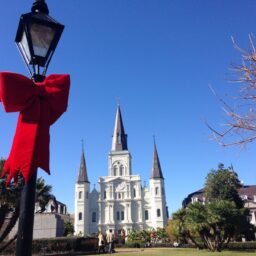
[92, 212, 96, 222]
[133, 188, 136, 198]
[78, 191, 82, 199]
[155, 187, 159, 196]
[116, 211, 120, 220]
[79, 212, 82, 220]
[145, 210, 149, 220]
[120, 165, 124, 176]
[104, 190, 107, 199]
[113, 166, 117, 176]
[121, 211, 124, 220]
[157, 209, 161, 217]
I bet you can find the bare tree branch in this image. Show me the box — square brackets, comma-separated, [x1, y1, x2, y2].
[208, 36, 256, 147]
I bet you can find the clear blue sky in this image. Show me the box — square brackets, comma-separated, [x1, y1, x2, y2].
[0, 0, 255, 215]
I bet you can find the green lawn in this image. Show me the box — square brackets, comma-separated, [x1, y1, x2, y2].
[84, 248, 256, 256]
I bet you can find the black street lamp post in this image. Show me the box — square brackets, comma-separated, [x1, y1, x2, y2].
[14, 1, 64, 255]
[15, 0, 64, 82]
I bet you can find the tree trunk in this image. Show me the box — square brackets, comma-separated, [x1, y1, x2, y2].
[0, 233, 17, 253]
[199, 233, 209, 249]
[186, 231, 203, 249]
[0, 207, 19, 243]
[222, 235, 231, 249]
[0, 205, 9, 231]
[202, 232, 215, 252]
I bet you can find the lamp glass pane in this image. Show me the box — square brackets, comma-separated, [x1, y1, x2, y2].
[30, 23, 56, 58]
[19, 31, 31, 64]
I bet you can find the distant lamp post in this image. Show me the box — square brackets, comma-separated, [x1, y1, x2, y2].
[15, 0, 64, 82]
[15, 1, 64, 256]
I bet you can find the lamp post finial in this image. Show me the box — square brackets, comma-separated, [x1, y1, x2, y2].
[31, 0, 49, 14]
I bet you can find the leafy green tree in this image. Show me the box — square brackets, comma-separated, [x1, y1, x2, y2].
[35, 177, 53, 213]
[171, 209, 187, 242]
[0, 158, 23, 248]
[185, 200, 248, 251]
[165, 220, 176, 242]
[205, 164, 243, 208]
[172, 208, 203, 248]
[63, 220, 74, 236]
[0, 158, 55, 252]
[172, 164, 254, 252]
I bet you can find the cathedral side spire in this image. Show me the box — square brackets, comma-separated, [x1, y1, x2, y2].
[111, 104, 128, 151]
[77, 141, 90, 183]
[151, 141, 164, 179]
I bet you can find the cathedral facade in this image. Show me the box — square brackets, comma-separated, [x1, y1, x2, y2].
[74, 105, 168, 235]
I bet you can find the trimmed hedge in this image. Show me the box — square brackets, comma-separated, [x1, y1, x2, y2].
[116, 239, 144, 248]
[226, 241, 256, 250]
[1, 238, 256, 254]
[178, 241, 256, 250]
[0, 236, 98, 255]
[178, 242, 256, 250]
[116, 241, 256, 251]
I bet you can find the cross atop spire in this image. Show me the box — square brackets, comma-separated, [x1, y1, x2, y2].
[111, 104, 128, 151]
[151, 141, 164, 179]
[77, 141, 90, 183]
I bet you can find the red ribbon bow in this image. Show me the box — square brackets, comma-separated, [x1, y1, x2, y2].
[0, 72, 70, 184]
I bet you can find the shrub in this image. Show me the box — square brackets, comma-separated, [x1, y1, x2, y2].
[123, 240, 144, 248]
[0, 236, 98, 255]
[226, 241, 256, 250]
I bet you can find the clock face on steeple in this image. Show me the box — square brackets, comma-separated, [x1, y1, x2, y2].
[115, 181, 126, 192]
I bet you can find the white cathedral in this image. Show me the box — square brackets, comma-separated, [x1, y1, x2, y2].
[74, 105, 168, 236]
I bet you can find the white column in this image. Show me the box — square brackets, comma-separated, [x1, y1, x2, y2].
[110, 186, 113, 199]
[98, 202, 102, 224]
[126, 204, 128, 222]
[139, 202, 142, 222]
[108, 205, 111, 222]
[126, 203, 131, 222]
[109, 204, 114, 223]
[126, 185, 130, 199]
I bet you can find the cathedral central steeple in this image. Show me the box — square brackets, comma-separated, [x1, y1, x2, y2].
[111, 104, 128, 151]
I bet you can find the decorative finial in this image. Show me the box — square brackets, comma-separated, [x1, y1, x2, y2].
[32, 0, 49, 14]
[117, 97, 120, 106]
[94, 184, 96, 189]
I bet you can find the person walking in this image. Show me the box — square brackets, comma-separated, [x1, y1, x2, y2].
[106, 229, 114, 253]
[98, 231, 105, 253]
